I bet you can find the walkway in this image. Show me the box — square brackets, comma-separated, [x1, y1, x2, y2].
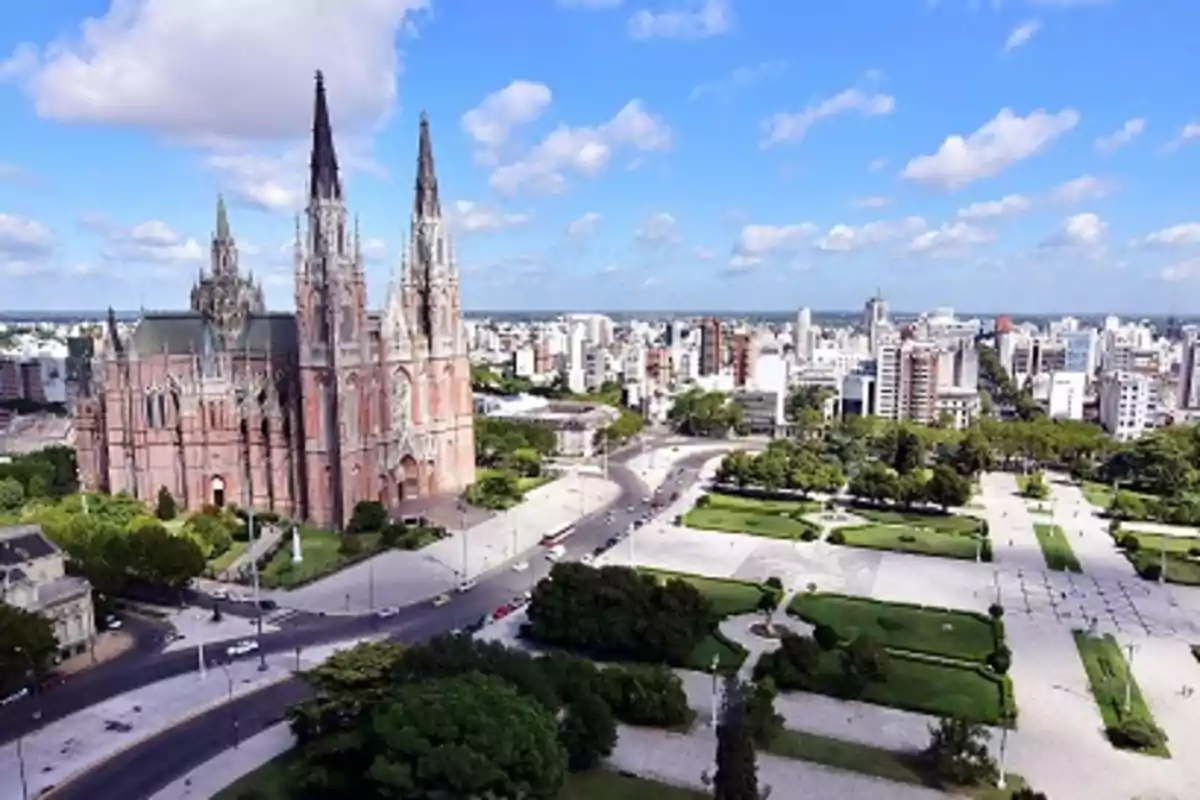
[218, 523, 286, 582]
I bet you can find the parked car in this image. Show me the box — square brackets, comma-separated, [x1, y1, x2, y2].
[375, 606, 400, 619]
[511, 560, 529, 572]
[432, 594, 451, 608]
[456, 579, 477, 593]
[226, 639, 259, 657]
[492, 605, 511, 621]
[257, 599, 278, 611]
[545, 544, 567, 561]
[580, 553, 595, 566]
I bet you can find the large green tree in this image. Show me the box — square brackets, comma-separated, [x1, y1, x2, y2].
[0, 602, 58, 693]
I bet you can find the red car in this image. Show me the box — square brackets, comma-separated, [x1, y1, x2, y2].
[492, 605, 511, 621]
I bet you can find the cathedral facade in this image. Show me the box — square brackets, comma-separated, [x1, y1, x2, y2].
[71, 73, 476, 530]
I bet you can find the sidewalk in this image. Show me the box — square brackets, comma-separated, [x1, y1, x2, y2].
[0, 638, 373, 800]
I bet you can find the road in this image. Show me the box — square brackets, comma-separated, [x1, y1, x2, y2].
[44, 448, 726, 800]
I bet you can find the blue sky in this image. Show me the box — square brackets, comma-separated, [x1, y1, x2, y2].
[1, 0, 1199, 315]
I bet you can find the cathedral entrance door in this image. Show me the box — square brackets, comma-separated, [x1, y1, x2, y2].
[211, 476, 226, 508]
[397, 457, 420, 503]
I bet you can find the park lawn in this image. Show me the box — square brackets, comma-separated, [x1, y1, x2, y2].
[207, 540, 248, 575]
[215, 751, 704, 800]
[835, 524, 981, 561]
[705, 491, 822, 514]
[684, 630, 747, 674]
[851, 507, 984, 536]
[1121, 530, 1200, 586]
[683, 492, 820, 541]
[780, 648, 1010, 724]
[1079, 481, 1160, 511]
[765, 729, 1031, 798]
[477, 467, 553, 495]
[1033, 523, 1083, 573]
[789, 593, 996, 663]
[1072, 631, 1170, 757]
[639, 567, 772, 617]
[259, 528, 380, 589]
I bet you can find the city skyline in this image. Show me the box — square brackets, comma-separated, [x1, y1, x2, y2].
[2, 0, 1199, 313]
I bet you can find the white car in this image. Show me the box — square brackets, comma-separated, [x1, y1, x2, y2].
[211, 589, 228, 600]
[226, 639, 259, 657]
[105, 615, 122, 630]
[511, 560, 529, 572]
[456, 579, 477, 593]
[580, 553, 595, 566]
[375, 606, 400, 619]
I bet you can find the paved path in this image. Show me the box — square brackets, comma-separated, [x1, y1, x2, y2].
[274, 473, 621, 614]
[219, 523, 286, 582]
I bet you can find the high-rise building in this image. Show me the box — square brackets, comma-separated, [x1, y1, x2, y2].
[731, 333, 755, 388]
[794, 307, 813, 361]
[1099, 371, 1156, 441]
[1179, 328, 1200, 409]
[700, 318, 724, 376]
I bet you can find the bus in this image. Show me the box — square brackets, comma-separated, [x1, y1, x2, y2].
[540, 524, 575, 547]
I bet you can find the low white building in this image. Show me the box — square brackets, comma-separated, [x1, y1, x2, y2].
[1098, 371, 1156, 441]
[476, 394, 620, 457]
[1046, 372, 1087, 421]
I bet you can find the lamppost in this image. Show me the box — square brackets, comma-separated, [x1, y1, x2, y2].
[218, 662, 239, 748]
[1124, 642, 1139, 714]
[709, 653, 720, 729]
[12, 646, 39, 800]
[368, 560, 376, 613]
[246, 509, 267, 671]
[996, 725, 1009, 789]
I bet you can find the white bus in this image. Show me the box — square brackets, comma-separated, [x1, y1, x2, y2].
[540, 524, 575, 547]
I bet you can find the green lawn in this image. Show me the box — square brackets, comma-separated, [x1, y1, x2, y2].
[215, 751, 704, 800]
[207, 540, 248, 575]
[765, 729, 1030, 798]
[1033, 523, 1083, 573]
[259, 528, 380, 589]
[851, 507, 984, 535]
[1120, 530, 1200, 586]
[1079, 481, 1160, 511]
[789, 593, 997, 663]
[1072, 631, 1170, 757]
[683, 492, 821, 541]
[835, 524, 983, 561]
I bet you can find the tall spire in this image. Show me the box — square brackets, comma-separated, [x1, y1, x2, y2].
[309, 70, 341, 201]
[215, 195, 231, 241]
[414, 111, 440, 218]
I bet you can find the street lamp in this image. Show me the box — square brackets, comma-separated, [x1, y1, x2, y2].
[218, 662, 239, 749]
[246, 509, 267, 671]
[996, 725, 1009, 789]
[12, 646, 41, 800]
[1124, 642, 1138, 714]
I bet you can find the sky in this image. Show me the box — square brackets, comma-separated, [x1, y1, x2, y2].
[1, 0, 1199, 315]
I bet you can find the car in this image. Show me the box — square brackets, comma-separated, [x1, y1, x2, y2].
[546, 544, 567, 562]
[226, 639, 259, 657]
[432, 594, 451, 608]
[511, 560, 529, 572]
[580, 553, 595, 566]
[492, 605, 511, 621]
[375, 606, 400, 619]
[211, 589, 228, 600]
[510, 595, 528, 609]
[104, 614, 122, 630]
[592, 545, 607, 557]
[257, 599, 278, 611]
[1, 688, 29, 706]
[626, 505, 635, 513]
[456, 579, 477, 593]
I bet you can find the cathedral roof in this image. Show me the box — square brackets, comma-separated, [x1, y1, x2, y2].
[129, 312, 297, 357]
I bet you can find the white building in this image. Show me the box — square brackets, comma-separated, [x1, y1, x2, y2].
[1098, 371, 1156, 441]
[794, 307, 813, 362]
[1046, 372, 1086, 421]
[1, 525, 96, 660]
[732, 390, 783, 434]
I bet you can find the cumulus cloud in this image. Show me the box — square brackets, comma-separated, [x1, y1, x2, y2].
[448, 201, 531, 234]
[557, 0, 622, 7]
[1094, 118, 1145, 154]
[903, 107, 1079, 190]
[490, 100, 672, 194]
[1051, 174, 1111, 204]
[853, 196, 892, 210]
[79, 212, 204, 264]
[761, 87, 894, 148]
[1144, 223, 1200, 247]
[814, 217, 927, 252]
[956, 194, 1031, 220]
[1041, 212, 1106, 248]
[733, 223, 817, 260]
[635, 212, 680, 246]
[461, 81, 553, 165]
[0, 0, 428, 143]
[907, 221, 994, 255]
[568, 211, 601, 237]
[628, 0, 732, 40]
[1003, 20, 1041, 53]
[0, 213, 55, 276]
[1161, 258, 1200, 282]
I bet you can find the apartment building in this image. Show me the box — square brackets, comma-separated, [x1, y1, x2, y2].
[1099, 371, 1157, 441]
[699, 318, 724, 377]
[1, 525, 96, 660]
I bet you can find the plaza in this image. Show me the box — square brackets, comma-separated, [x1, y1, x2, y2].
[600, 460, 1200, 800]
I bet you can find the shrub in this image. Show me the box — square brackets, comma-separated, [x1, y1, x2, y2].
[922, 717, 998, 787]
[1107, 717, 1167, 751]
[155, 486, 178, 521]
[559, 691, 617, 771]
[827, 530, 846, 544]
[764, 576, 784, 591]
[1119, 534, 1141, 552]
[596, 664, 690, 728]
[338, 533, 365, 557]
[696, 494, 712, 508]
[800, 528, 819, 542]
[1188, 546, 1200, 558]
[898, 533, 917, 543]
[987, 646, 1012, 675]
[840, 634, 889, 689]
[348, 500, 387, 534]
[988, 603, 1004, 620]
[813, 623, 839, 651]
[1137, 562, 1162, 581]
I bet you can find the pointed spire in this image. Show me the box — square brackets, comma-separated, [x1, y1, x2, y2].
[309, 70, 341, 201]
[215, 195, 231, 241]
[414, 111, 440, 218]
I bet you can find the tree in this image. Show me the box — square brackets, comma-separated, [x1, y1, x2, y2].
[559, 690, 617, 771]
[1010, 789, 1049, 800]
[953, 429, 993, 477]
[922, 717, 998, 788]
[0, 477, 24, 512]
[363, 674, 566, 799]
[710, 676, 765, 800]
[125, 522, 206, 591]
[813, 623, 839, 651]
[926, 465, 972, 511]
[756, 590, 780, 631]
[840, 634, 889, 696]
[0, 602, 57, 693]
[379, 519, 407, 548]
[347, 500, 387, 533]
[742, 679, 784, 747]
[848, 462, 899, 505]
[154, 486, 178, 521]
[1019, 471, 1050, 500]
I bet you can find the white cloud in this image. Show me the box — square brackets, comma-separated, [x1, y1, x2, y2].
[568, 211, 601, 237]
[815, 217, 927, 252]
[868, 157, 888, 173]
[1160, 258, 1200, 282]
[956, 194, 1031, 220]
[449, 201, 531, 234]
[0, 0, 428, 143]
[689, 61, 786, 102]
[1003, 20, 1041, 52]
[903, 107, 1079, 190]
[1051, 174, 1111, 204]
[1094, 117, 1145, 154]
[762, 87, 895, 148]
[1144, 223, 1200, 247]
[733, 223, 817, 258]
[1166, 121, 1200, 152]
[80, 212, 204, 264]
[908, 221, 994, 255]
[628, 0, 732, 40]
[853, 196, 892, 210]
[726, 253, 760, 272]
[635, 212, 680, 246]
[205, 152, 304, 213]
[490, 100, 672, 194]
[461, 81, 553, 165]
[557, 0, 622, 7]
[1042, 212, 1106, 248]
[0, 213, 54, 259]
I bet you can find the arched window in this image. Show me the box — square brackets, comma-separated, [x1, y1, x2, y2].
[145, 395, 155, 427]
[157, 394, 167, 427]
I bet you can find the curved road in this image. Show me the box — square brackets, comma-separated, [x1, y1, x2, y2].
[30, 446, 733, 799]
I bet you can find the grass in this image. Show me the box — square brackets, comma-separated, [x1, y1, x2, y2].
[259, 528, 380, 589]
[789, 593, 997, 663]
[1015, 474, 1050, 500]
[1072, 631, 1170, 757]
[1118, 530, 1200, 586]
[765, 729, 1030, 798]
[834, 524, 983, 561]
[683, 492, 821, 541]
[850, 507, 984, 535]
[1033, 523, 1083, 573]
[215, 752, 705, 800]
[1079, 481, 1159, 512]
[207, 539, 248, 575]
